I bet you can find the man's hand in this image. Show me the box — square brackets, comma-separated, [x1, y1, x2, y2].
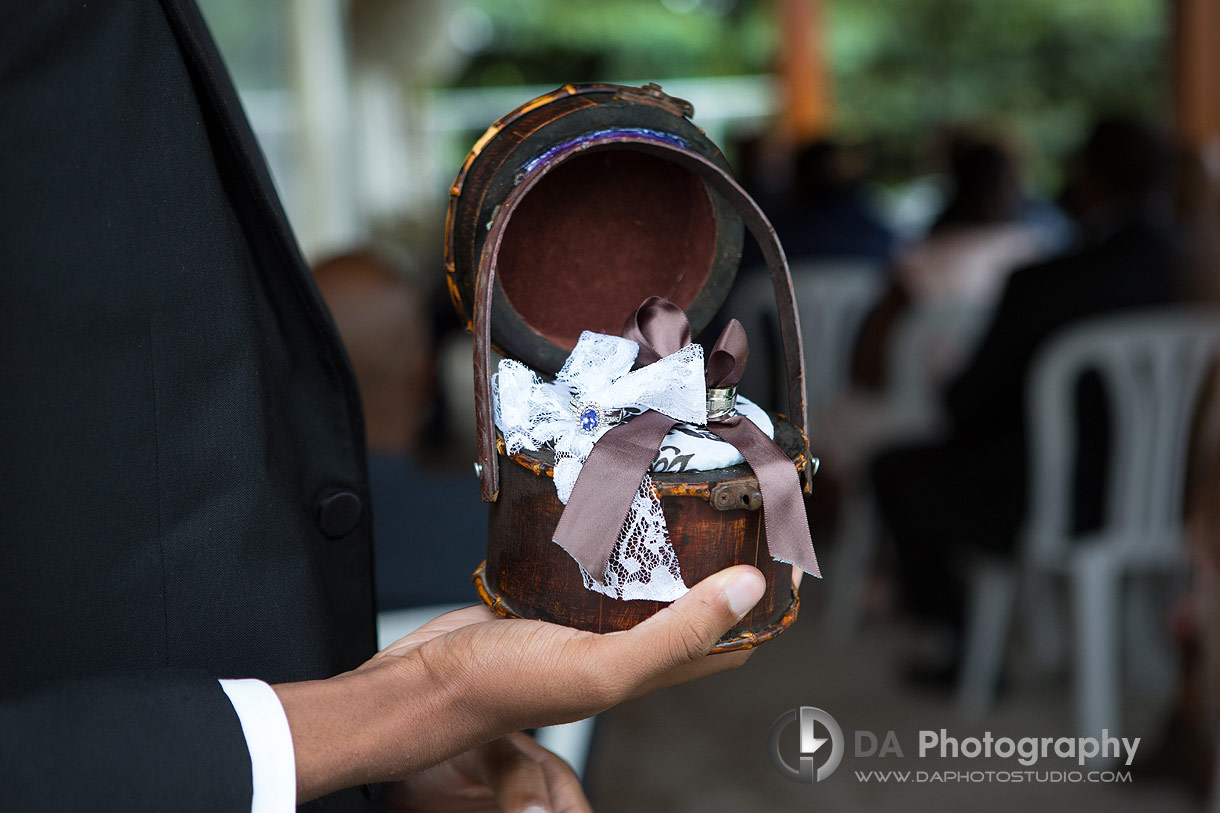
[274, 564, 767, 803]
[386, 732, 587, 813]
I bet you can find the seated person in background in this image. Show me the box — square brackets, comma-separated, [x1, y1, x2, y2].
[314, 251, 488, 610]
[739, 137, 896, 271]
[871, 116, 1181, 684]
[853, 128, 1056, 391]
[778, 138, 897, 265]
[820, 130, 1054, 486]
[722, 137, 895, 421]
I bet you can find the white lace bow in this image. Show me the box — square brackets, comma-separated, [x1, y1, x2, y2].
[493, 330, 707, 601]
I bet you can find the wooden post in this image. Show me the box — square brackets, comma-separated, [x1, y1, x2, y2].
[1173, 0, 1220, 302]
[778, 0, 831, 144]
[1174, 0, 1220, 148]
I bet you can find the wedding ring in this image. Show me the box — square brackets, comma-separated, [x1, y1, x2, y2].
[570, 400, 625, 434]
[706, 386, 738, 421]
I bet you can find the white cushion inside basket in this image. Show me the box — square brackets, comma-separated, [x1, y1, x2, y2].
[649, 395, 773, 474]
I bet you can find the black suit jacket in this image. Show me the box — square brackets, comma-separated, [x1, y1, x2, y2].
[1, 2, 380, 809]
[943, 216, 1179, 537]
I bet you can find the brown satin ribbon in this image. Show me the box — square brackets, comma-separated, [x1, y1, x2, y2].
[553, 296, 820, 584]
[552, 297, 684, 579]
[705, 320, 821, 578]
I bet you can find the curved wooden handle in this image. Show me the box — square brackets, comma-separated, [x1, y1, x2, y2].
[473, 136, 808, 502]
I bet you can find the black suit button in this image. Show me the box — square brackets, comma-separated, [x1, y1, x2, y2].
[315, 490, 362, 538]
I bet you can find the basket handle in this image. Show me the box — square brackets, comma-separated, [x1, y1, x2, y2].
[473, 138, 808, 502]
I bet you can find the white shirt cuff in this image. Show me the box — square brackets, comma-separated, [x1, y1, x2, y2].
[220, 678, 296, 812]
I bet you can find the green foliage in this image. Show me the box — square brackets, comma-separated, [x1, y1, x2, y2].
[201, 0, 1169, 190]
[452, 0, 1166, 187]
[456, 0, 776, 85]
[828, 0, 1168, 184]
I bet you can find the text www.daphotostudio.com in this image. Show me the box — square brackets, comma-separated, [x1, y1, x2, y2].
[768, 706, 1137, 785]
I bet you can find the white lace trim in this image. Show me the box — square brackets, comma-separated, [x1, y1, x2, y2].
[493, 330, 707, 601]
[578, 474, 687, 602]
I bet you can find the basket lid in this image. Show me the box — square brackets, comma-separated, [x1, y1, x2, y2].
[446, 83, 745, 374]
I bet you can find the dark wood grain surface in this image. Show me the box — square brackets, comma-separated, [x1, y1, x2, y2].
[477, 417, 808, 649]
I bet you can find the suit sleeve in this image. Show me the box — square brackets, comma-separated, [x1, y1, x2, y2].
[0, 672, 253, 811]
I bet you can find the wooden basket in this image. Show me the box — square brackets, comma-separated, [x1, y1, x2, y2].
[446, 84, 812, 651]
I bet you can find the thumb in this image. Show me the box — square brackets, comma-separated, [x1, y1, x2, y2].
[615, 565, 767, 678]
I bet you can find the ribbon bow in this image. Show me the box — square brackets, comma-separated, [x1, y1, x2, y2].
[701, 320, 821, 578]
[554, 297, 820, 588]
[493, 299, 707, 599]
[495, 297, 820, 599]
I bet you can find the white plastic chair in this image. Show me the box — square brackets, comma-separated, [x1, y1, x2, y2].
[727, 259, 883, 427]
[884, 301, 991, 437]
[957, 309, 1220, 748]
[823, 301, 989, 642]
[789, 260, 886, 426]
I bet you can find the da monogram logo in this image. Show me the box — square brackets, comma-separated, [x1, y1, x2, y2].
[768, 706, 845, 783]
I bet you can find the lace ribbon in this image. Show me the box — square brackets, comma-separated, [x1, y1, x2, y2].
[493, 298, 706, 601]
[494, 296, 819, 603]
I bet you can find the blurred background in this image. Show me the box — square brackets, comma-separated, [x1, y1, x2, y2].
[199, 1, 1220, 809]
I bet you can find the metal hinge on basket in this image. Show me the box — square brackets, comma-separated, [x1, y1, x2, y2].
[613, 83, 695, 119]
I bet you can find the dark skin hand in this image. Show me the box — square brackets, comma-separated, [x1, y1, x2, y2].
[273, 565, 768, 810]
[387, 731, 587, 812]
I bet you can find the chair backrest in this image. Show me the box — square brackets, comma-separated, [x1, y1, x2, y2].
[1024, 309, 1220, 563]
[885, 301, 991, 436]
[788, 260, 886, 418]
